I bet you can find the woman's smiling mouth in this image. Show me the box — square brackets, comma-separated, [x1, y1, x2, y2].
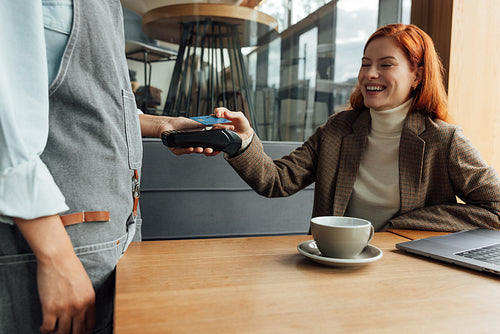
[366, 85, 386, 92]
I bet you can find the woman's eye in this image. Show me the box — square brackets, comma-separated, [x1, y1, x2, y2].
[381, 64, 393, 68]
[361, 64, 370, 67]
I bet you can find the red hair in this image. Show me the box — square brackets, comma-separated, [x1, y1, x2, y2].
[350, 24, 449, 122]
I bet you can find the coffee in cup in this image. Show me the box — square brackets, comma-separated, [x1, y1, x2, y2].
[310, 216, 374, 258]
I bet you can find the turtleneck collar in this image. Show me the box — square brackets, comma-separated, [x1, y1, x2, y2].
[369, 98, 413, 135]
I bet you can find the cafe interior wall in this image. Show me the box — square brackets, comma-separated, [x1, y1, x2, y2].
[447, 0, 500, 174]
[412, 0, 500, 173]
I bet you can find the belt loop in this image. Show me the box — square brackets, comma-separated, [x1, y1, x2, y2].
[132, 169, 140, 217]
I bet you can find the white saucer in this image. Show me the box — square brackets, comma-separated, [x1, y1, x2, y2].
[297, 240, 383, 267]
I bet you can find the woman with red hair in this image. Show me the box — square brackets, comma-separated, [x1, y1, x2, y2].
[350, 24, 448, 122]
[178, 24, 500, 232]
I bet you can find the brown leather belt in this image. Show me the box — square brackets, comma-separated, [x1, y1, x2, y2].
[60, 211, 110, 227]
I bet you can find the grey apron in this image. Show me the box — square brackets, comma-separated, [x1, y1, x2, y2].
[0, 0, 142, 333]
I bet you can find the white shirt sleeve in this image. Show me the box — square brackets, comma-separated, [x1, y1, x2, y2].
[0, 2, 68, 224]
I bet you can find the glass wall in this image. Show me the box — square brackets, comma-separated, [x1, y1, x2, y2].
[247, 0, 410, 141]
[125, 0, 411, 141]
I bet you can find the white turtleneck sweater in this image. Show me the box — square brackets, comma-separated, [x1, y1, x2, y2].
[345, 99, 413, 231]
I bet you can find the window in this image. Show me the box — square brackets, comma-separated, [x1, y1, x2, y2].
[249, 0, 410, 141]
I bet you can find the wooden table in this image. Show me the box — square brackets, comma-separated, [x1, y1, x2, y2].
[115, 232, 500, 333]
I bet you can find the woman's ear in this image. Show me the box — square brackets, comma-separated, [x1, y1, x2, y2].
[413, 66, 423, 88]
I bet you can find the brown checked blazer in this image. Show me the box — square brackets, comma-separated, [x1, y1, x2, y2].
[227, 109, 500, 231]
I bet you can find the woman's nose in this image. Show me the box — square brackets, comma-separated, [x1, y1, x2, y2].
[367, 66, 379, 79]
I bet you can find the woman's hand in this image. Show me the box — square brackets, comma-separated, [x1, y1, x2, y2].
[170, 108, 255, 156]
[212, 107, 254, 142]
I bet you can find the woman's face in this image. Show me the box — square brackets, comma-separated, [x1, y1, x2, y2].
[358, 37, 421, 111]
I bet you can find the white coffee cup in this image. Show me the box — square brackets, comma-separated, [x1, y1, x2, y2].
[310, 216, 374, 259]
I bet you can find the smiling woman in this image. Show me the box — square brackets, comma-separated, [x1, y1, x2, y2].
[181, 23, 500, 233]
[358, 37, 421, 111]
[350, 24, 448, 121]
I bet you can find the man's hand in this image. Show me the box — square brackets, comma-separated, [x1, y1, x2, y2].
[169, 146, 221, 156]
[138, 114, 202, 138]
[15, 215, 96, 334]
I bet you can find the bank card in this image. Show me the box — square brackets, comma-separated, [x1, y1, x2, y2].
[190, 115, 231, 125]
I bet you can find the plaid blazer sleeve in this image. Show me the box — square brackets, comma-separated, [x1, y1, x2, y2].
[226, 134, 318, 197]
[226, 110, 363, 217]
[389, 124, 500, 232]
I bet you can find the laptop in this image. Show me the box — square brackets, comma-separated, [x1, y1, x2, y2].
[396, 229, 500, 276]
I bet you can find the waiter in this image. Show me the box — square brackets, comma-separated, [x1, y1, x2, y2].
[0, 1, 207, 333]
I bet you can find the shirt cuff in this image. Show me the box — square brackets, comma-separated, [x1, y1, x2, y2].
[224, 132, 254, 159]
[0, 158, 68, 224]
[240, 132, 254, 152]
